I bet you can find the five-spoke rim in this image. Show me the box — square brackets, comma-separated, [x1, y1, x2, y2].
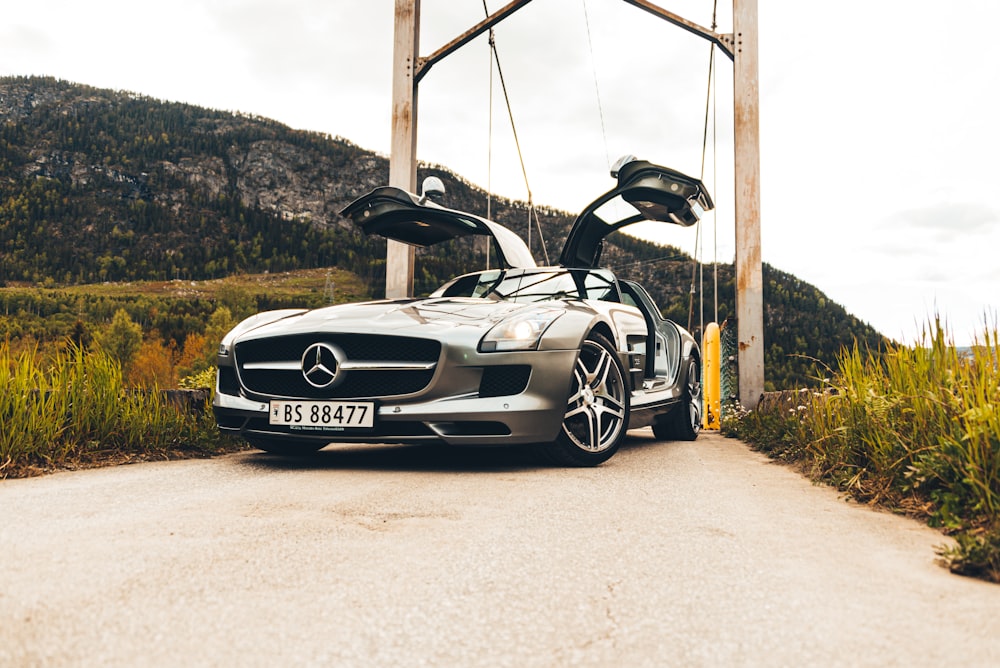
[562, 340, 626, 452]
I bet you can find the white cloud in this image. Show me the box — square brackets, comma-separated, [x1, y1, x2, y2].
[1, 0, 998, 346]
[887, 203, 998, 236]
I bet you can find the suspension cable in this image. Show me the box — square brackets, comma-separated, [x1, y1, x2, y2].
[486, 29, 494, 223]
[711, 36, 719, 323]
[611, 250, 694, 272]
[710, 0, 719, 325]
[531, 207, 550, 265]
[687, 209, 701, 333]
[689, 0, 721, 335]
[488, 36, 530, 202]
[485, 29, 495, 269]
[582, 0, 611, 171]
[696, 45, 715, 335]
[483, 1, 549, 263]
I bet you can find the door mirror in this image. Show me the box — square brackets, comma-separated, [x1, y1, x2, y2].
[419, 176, 446, 204]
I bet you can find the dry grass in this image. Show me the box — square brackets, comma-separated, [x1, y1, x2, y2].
[0, 341, 243, 479]
[42, 267, 367, 301]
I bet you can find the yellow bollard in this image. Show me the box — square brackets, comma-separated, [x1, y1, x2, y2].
[703, 322, 721, 430]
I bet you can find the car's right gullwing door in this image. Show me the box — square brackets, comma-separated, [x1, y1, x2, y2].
[559, 157, 714, 269]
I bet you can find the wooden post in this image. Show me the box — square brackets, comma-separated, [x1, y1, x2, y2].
[733, 0, 764, 408]
[387, 0, 420, 299]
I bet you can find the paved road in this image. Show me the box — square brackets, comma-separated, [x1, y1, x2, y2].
[1, 431, 997, 667]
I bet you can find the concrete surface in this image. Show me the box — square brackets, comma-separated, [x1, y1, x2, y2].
[1, 430, 997, 666]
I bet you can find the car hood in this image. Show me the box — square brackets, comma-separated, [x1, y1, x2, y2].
[340, 186, 537, 270]
[559, 157, 714, 268]
[236, 298, 543, 341]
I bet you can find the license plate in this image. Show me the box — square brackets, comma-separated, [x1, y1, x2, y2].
[269, 400, 375, 430]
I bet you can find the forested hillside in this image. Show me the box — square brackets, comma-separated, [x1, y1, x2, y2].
[0, 76, 886, 389]
[0, 75, 562, 288]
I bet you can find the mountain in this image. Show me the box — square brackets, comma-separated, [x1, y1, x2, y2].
[0, 75, 565, 289]
[0, 76, 886, 389]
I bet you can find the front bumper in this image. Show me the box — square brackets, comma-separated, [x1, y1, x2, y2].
[213, 349, 578, 447]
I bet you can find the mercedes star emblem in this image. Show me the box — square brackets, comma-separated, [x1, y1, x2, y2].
[301, 342, 344, 388]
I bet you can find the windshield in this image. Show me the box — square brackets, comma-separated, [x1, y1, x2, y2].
[433, 269, 620, 303]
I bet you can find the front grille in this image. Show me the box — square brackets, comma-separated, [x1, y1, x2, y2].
[237, 334, 440, 364]
[242, 368, 434, 399]
[234, 333, 441, 399]
[479, 365, 531, 398]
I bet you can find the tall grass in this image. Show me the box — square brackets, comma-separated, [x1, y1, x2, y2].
[1, 340, 236, 477]
[727, 318, 1000, 582]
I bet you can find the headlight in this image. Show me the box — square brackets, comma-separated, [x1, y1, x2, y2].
[480, 308, 563, 352]
[215, 309, 307, 361]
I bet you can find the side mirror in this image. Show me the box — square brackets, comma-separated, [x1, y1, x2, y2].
[419, 176, 446, 204]
[610, 154, 637, 179]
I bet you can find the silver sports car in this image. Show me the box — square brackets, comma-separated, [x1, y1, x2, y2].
[213, 156, 712, 465]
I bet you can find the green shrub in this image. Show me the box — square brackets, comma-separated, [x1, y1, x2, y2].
[179, 366, 216, 390]
[939, 528, 1000, 581]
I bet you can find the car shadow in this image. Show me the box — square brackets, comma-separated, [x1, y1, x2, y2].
[239, 431, 667, 474]
[242, 442, 539, 474]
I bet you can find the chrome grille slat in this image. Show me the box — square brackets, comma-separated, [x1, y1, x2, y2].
[243, 360, 436, 371]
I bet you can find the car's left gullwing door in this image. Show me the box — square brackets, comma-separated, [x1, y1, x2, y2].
[340, 185, 536, 269]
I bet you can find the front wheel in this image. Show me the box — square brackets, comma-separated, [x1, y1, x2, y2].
[542, 332, 630, 467]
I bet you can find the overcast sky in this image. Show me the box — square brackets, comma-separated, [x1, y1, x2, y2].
[2, 0, 998, 346]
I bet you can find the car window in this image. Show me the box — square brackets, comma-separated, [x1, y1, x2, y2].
[437, 269, 620, 304]
[619, 280, 665, 321]
[582, 270, 619, 302]
[494, 272, 579, 302]
[436, 270, 503, 298]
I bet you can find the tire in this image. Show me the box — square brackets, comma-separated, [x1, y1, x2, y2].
[246, 437, 326, 456]
[542, 332, 630, 467]
[652, 357, 702, 441]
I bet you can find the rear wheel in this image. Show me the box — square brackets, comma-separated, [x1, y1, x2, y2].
[543, 332, 629, 467]
[652, 357, 701, 441]
[246, 437, 326, 456]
